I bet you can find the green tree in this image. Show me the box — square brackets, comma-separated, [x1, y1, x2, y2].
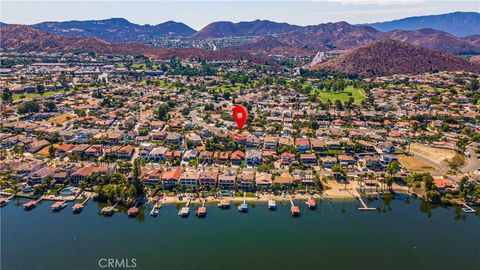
[385, 161, 400, 190]
[157, 103, 170, 121]
[17, 100, 40, 114]
[48, 145, 55, 158]
[2, 88, 13, 103]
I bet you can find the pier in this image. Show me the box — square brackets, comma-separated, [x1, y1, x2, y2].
[0, 194, 15, 207]
[196, 200, 207, 217]
[51, 200, 67, 211]
[178, 198, 190, 217]
[462, 203, 476, 213]
[238, 194, 248, 212]
[290, 197, 300, 216]
[72, 193, 91, 214]
[356, 192, 376, 211]
[127, 202, 139, 217]
[101, 200, 120, 216]
[150, 201, 162, 217]
[306, 197, 317, 210]
[268, 198, 277, 210]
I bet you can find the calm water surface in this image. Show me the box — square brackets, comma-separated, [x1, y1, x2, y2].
[1, 198, 479, 270]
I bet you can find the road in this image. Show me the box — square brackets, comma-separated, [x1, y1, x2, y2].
[462, 143, 480, 173]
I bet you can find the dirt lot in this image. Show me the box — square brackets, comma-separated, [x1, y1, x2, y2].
[47, 113, 74, 124]
[409, 143, 460, 166]
[397, 154, 438, 174]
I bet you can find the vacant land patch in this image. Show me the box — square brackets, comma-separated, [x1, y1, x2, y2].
[397, 154, 438, 174]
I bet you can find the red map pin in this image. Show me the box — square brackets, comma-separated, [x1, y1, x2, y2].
[232, 105, 248, 131]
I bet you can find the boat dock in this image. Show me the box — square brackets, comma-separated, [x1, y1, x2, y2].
[238, 195, 248, 213]
[101, 200, 120, 216]
[218, 199, 230, 209]
[178, 198, 190, 217]
[462, 203, 476, 213]
[356, 193, 376, 211]
[268, 199, 277, 210]
[23, 197, 42, 210]
[306, 197, 317, 210]
[290, 197, 300, 216]
[51, 200, 67, 211]
[196, 200, 207, 217]
[150, 201, 162, 217]
[0, 194, 15, 207]
[72, 193, 91, 214]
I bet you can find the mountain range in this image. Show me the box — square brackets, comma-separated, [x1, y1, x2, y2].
[31, 18, 196, 43]
[365, 11, 480, 37]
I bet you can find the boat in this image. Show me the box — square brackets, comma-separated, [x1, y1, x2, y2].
[127, 207, 139, 217]
[72, 203, 84, 214]
[196, 206, 207, 217]
[218, 200, 230, 209]
[150, 202, 162, 217]
[178, 207, 190, 217]
[51, 201, 67, 211]
[23, 200, 37, 210]
[238, 202, 248, 212]
[306, 198, 317, 209]
[268, 199, 277, 210]
[291, 206, 300, 216]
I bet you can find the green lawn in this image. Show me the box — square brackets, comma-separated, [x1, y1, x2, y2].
[313, 86, 366, 105]
[13, 90, 62, 100]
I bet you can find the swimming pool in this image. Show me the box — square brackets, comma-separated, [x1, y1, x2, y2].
[59, 188, 73, 196]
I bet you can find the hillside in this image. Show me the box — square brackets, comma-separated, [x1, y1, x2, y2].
[366, 12, 480, 37]
[310, 39, 479, 77]
[0, 25, 261, 62]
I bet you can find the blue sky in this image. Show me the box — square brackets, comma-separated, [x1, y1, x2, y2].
[1, 1, 478, 30]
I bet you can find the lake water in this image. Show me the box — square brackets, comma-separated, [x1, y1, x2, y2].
[1, 198, 479, 270]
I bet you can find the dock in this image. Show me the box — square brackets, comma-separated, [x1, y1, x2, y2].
[150, 201, 162, 217]
[290, 197, 300, 216]
[268, 199, 277, 210]
[462, 203, 477, 213]
[23, 197, 42, 210]
[72, 193, 91, 214]
[356, 193, 376, 211]
[218, 199, 230, 209]
[178, 198, 190, 217]
[101, 200, 120, 216]
[238, 195, 248, 213]
[0, 194, 15, 207]
[196, 200, 207, 217]
[51, 200, 67, 211]
[306, 197, 317, 210]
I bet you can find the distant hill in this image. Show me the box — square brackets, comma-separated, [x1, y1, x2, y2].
[32, 18, 196, 43]
[310, 39, 479, 77]
[365, 12, 480, 37]
[189, 19, 301, 39]
[0, 25, 264, 62]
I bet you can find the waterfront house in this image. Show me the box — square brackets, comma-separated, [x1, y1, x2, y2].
[161, 167, 184, 189]
[321, 156, 337, 168]
[199, 169, 219, 189]
[255, 172, 273, 190]
[238, 170, 255, 191]
[230, 150, 245, 166]
[148, 147, 168, 162]
[218, 170, 237, 190]
[300, 153, 317, 166]
[179, 170, 200, 188]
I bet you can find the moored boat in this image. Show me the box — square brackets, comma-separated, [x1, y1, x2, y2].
[0, 197, 9, 207]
